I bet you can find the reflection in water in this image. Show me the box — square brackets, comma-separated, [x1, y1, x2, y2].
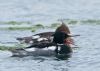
[55, 54, 72, 60]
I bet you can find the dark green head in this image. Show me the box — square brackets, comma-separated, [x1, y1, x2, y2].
[53, 31, 69, 44]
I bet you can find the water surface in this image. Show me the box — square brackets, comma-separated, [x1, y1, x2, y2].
[0, 0, 100, 71]
[0, 0, 100, 24]
[0, 25, 100, 71]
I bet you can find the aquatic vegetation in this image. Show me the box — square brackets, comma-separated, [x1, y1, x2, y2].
[0, 21, 32, 25]
[8, 27, 32, 30]
[34, 24, 45, 29]
[58, 19, 100, 24]
[0, 43, 27, 50]
[81, 19, 100, 24]
[31, 24, 45, 32]
[0, 19, 100, 31]
[6, 21, 21, 25]
[0, 46, 16, 50]
[31, 28, 36, 32]
[50, 23, 60, 28]
[68, 20, 78, 24]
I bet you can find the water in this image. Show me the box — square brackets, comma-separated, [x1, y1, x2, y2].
[0, 30, 32, 46]
[0, 0, 100, 24]
[0, 25, 100, 71]
[0, 0, 100, 71]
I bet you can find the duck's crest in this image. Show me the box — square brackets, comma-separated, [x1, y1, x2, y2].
[55, 21, 71, 34]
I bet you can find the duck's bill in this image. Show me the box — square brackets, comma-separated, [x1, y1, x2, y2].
[68, 34, 80, 37]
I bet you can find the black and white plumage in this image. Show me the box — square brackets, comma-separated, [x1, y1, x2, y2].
[11, 22, 74, 58]
[11, 44, 72, 58]
[16, 32, 54, 44]
[11, 32, 72, 57]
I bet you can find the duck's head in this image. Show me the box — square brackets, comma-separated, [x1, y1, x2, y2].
[53, 22, 70, 44]
[53, 31, 70, 44]
[53, 21, 74, 46]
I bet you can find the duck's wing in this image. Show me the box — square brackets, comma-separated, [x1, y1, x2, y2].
[26, 42, 57, 48]
[33, 32, 55, 37]
[16, 32, 54, 44]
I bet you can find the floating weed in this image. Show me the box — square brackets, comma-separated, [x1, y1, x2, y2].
[58, 19, 100, 25]
[34, 24, 45, 29]
[50, 23, 60, 28]
[8, 27, 32, 30]
[81, 19, 100, 24]
[3, 21, 32, 25]
[0, 46, 16, 50]
[1, 19, 100, 31]
[6, 21, 22, 25]
[0, 44, 27, 50]
[31, 28, 36, 32]
[31, 24, 44, 32]
[1, 19, 100, 25]
[68, 20, 78, 24]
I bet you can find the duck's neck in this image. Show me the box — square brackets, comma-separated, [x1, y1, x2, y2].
[55, 44, 72, 54]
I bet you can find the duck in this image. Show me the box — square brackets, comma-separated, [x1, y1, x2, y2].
[11, 44, 72, 57]
[53, 21, 74, 47]
[11, 22, 73, 59]
[24, 21, 73, 48]
[16, 22, 74, 45]
[16, 36, 33, 44]
[16, 32, 54, 44]
[52, 22, 74, 54]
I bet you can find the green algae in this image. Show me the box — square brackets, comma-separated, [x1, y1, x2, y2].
[0, 46, 18, 50]
[8, 27, 32, 30]
[50, 23, 60, 28]
[0, 43, 28, 50]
